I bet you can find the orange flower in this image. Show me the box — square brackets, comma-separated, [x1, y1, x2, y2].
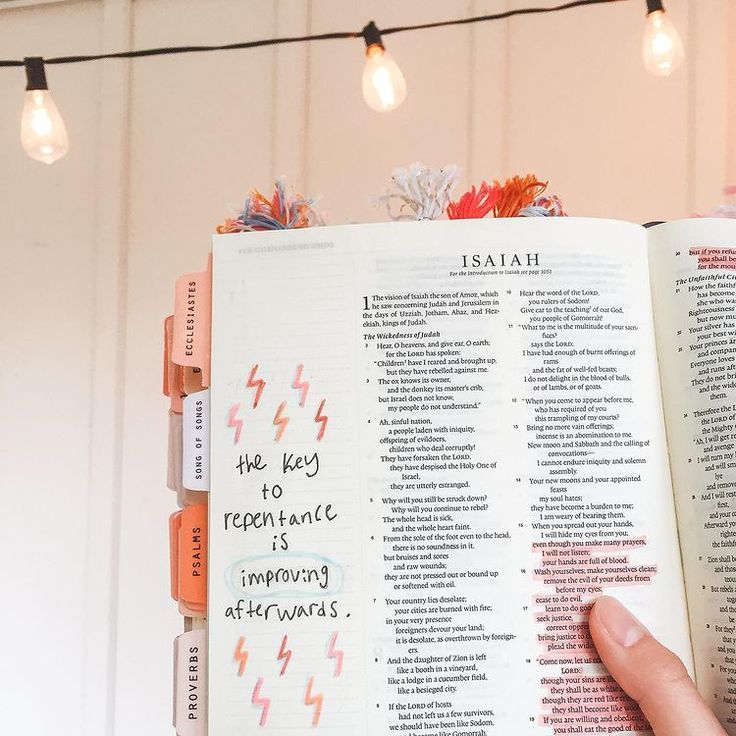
[447, 181, 501, 219]
[493, 175, 548, 218]
[215, 180, 318, 232]
[216, 217, 245, 234]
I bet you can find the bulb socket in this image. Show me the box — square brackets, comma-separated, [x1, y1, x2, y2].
[362, 21, 385, 51]
[24, 57, 48, 91]
[646, 0, 665, 15]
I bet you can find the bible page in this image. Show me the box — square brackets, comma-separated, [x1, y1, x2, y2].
[208, 217, 692, 736]
[648, 218, 736, 733]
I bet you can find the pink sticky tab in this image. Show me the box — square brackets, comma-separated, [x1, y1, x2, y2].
[172, 263, 211, 387]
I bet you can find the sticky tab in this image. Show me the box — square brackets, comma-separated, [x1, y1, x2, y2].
[173, 264, 211, 387]
[169, 512, 182, 601]
[163, 316, 173, 397]
[167, 410, 183, 493]
[169, 503, 208, 617]
[183, 389, 210, 492]
[164, 315, 185, 412]
[183, 366, 204, 396]
[173, 627, 207, 736]
[168, 410, 207, 507]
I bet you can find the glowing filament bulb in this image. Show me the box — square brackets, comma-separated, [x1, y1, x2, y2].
[21, 57, 69, 164]
[642, 4, 684, 76]
[361, 22, 407, 112]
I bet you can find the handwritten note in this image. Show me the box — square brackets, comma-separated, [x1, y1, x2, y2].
[209, 238, 365, 734]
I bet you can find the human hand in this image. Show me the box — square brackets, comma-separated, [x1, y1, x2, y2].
[589, 596, 726, 735]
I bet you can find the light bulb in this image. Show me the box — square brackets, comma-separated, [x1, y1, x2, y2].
[361, 21, 407, 112]
[21, 57, 69, 164]
[642, 4, 684, 77]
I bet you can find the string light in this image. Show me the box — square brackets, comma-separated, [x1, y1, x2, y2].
[642, 0, 684, 77]
[0, 1, 688, 162]
[21, 57, 69, 164]
[361, 22, 407, 112]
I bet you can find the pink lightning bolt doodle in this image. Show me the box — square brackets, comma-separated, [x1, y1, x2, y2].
[315, 399, 328, 441]
[326, 632, 343, 677]
[304, 677, 323, 727]
[227, 403, 243, 444]
[273, 401, 289, 442]
[292, 363, 310, 407]
[234, 636, 248, 676]
[246, 364, 266, 408]
[252, 677, 271, 727]
[277, 634, 292, 676]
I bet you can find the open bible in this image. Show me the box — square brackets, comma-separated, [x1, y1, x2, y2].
[192, 217, 736, 735]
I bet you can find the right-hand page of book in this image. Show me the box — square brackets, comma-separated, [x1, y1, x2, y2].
[648, 218, 736, 733]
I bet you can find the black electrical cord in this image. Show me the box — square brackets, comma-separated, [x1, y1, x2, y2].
[0, 0, 630, 69]
[379, 0, 629, 35]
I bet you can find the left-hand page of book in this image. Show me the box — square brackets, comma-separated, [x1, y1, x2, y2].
[209, 227, 368, 734]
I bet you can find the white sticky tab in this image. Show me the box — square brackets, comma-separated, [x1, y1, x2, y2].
[174, 627, 207, 736]
[167, 410, 183, 493]
[183, 389, 210, 491]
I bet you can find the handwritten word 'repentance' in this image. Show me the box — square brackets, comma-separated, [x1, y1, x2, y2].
[236, 452, 320, 478]
[223, 503, 337, 532]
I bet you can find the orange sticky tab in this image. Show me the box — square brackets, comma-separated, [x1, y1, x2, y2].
[176, 362, 187, 398]
[169, 511, 182, 601]
[183, 366, 204, 395]
[165, 315, 185, 412]
[179, 503, 208, 615]
[172, 263, 211, 387]
[171, 374, 183, 413]
[169, 504, 208, 615]
[163, 316, 173, 397]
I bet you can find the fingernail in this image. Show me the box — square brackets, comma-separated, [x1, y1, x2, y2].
[595, 596, 647, 647]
